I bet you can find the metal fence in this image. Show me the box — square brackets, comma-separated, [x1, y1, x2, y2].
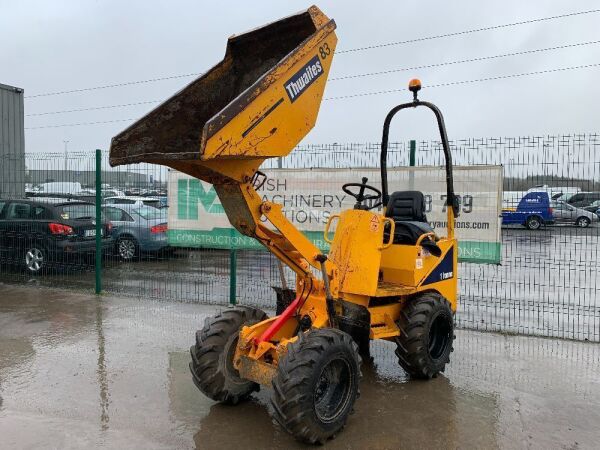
[1, 134, 598, 342]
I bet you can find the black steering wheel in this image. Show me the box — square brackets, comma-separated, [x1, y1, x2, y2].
[342, 177, 382, 210]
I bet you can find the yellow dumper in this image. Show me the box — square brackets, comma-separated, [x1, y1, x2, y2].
[110, 5, 459, 444]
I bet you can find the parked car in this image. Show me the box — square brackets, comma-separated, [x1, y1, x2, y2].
[125, 188, 142, 196]
[25, 183, 37, 196]
[35, 181, 83, 195]
[583, 200, 600, 216]
[550, 201, 598, 228]
[141, 189, 167, 197]
[104, 196, 162, 209]
[502, 191, 554, 230]
[102, 205, 168, 260]
[102, 188, 125, 198]
[29, 192, 97, 203]
[156, 196, 168, 208]
[565, 192, 600, 209]
[0, 198, 113, 273]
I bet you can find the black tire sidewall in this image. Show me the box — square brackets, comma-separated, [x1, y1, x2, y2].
[190, 306, 267, 404]
[218, 318, 261, 392]
[526, 216, 541, 230]
[307, 345, 359, 432]
[425, 306, 454, 370]
[577, 217, 590, 228]
[395, 293, 455, 379]
[271, 328, 361, 444]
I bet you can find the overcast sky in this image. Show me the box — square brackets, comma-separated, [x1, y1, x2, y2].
[2, 0, 599, 154]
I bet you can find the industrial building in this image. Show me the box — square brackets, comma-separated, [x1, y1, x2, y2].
[0, 83, 25, 198]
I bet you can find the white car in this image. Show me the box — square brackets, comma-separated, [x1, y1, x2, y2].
[36, 182, 83, 195]
[104, 196, 162, 209]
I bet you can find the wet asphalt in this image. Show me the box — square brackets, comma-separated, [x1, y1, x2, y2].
[1, 284, 599, 449]
[2, 226, 598, 342]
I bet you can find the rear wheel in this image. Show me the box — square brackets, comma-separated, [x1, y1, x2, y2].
[24, 245, 46, 274]
[525, 215, 542, 230]
[395, 293, 454, 379]
[116, 236, 138, 261]
[190, 306, 267, 405]
[576, 216, 591, 228]
[270, 328, 361, 445]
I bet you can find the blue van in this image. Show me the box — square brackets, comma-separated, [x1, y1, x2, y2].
[502, 191, 554, 230]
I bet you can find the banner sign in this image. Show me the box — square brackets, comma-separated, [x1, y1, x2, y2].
[167, 166, 503, 264]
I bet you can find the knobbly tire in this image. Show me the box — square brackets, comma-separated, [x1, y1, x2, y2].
[270, 328, 361, 445]
[395, 292, 455, 379]
[189, 306, 267, 405]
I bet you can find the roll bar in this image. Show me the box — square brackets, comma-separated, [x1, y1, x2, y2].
[380, 81, 459, 218]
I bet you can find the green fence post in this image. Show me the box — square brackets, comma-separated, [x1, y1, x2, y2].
[229, 248, 237, 306]
[409, 140, 416, 167]
[95, 149, 102, 295]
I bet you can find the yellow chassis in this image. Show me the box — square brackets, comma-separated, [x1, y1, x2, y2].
[234, 206, 457, 386]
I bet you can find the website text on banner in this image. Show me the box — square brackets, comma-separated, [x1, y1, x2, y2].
[168, 166, 503, 264]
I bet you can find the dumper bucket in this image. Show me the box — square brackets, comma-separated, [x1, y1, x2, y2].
[110, 5, 337, 182]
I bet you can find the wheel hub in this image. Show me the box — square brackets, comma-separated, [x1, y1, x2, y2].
[119, 240, 135, 259]
[428, 313, 452, 361]
[314, 358, 352, 423]
[25, 248, 43, 272]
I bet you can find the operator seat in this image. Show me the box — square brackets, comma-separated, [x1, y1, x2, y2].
[384, 191, 441, 256]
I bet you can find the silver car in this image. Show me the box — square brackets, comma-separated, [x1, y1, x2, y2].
[102, 205, 169, 260]
[550, 201, 599, 228]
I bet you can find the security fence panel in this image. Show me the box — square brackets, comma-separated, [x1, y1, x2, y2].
[1, 134, 598, 342]
[0, 152, 101, 289]
[91, 152, 234, 303]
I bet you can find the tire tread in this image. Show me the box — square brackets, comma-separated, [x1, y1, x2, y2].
[189, 306, 267, 404]
[395, 292, 455, 379]
[270, 328, 361, 445]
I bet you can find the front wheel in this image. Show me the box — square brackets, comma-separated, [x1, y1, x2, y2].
[190, 306, 267, 405]
[395, 293, 455, 379]
[576, 216, 591, 228]
[270, 328, 361, 445]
